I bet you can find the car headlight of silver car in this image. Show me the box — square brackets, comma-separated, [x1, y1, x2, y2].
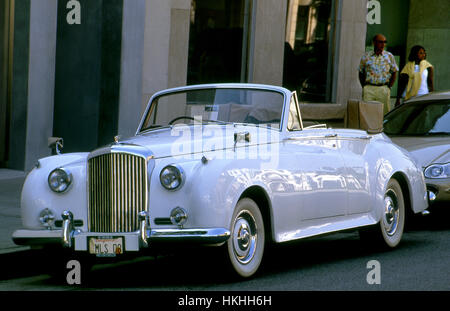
[48, 168, 73, 193]
[160, 164, 185, 191]
[424, 163, 450, 179]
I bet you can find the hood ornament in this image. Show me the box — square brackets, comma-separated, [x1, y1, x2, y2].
[114, 135, 121, 144]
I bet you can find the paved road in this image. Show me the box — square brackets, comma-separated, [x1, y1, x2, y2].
[0, 209, 449, 291]
[0, 170, 28, 254]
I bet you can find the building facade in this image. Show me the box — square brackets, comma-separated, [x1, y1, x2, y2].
[1, 0, 449, 171]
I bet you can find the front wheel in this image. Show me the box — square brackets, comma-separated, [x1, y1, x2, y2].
[226, 198, 265, 278]
[360, 178, 405, 248]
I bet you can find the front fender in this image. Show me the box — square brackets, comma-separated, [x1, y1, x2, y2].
[148, 150, 274, 231]
[21, 153, 89, 230]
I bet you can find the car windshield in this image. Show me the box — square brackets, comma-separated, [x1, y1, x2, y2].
[384, 99, 450, 136]
[140, 88, 284, 131]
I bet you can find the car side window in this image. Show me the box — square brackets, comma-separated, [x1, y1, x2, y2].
[287, 92, 303, 131]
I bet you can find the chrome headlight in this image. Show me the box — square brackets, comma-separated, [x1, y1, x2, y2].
[160, 164, 185, 191]
[424, 163, 450, 179]
[48, 168, 72, 193]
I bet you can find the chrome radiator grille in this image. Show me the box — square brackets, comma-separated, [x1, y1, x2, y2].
[88, 152, 148, 232]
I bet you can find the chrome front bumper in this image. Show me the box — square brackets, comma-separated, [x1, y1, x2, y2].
[12, 211, 230, 251]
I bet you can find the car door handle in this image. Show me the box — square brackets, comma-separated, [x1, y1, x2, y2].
[337, 135, 372, 140]
[325, 134, 337, 138]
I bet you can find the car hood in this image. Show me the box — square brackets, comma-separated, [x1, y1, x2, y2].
[118, 125, 281, 159]
[389, 136, 450, 168]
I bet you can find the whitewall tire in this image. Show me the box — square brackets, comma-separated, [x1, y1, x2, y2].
[359, 178, 405, 248]
[380, 179, 405, 248]
[227, 198, 265, 278]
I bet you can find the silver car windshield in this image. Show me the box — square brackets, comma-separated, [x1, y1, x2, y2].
[384, 100, 450, 135]
[140, 88, 284, 131]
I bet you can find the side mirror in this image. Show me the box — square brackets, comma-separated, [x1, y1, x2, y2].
[48, 137, 64, 155]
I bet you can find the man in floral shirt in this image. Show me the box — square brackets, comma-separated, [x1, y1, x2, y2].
[359, 34, 398, 114]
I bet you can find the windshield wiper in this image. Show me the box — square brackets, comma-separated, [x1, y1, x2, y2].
[231, 122, 280, 130]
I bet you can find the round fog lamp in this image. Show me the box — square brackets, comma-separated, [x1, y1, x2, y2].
[170, 207, 188, 226]
[48, 168, 72, 193]
[427, 190, 436, 202]
[39, 208, 55, 229]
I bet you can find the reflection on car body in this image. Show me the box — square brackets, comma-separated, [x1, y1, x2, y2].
[13, 83, 428, 278]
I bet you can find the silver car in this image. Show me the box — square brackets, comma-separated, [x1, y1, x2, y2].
[13, 84, 428, 279]
[384, 91, 450, 207]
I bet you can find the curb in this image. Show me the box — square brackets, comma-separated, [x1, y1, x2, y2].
[0, 246, 31, 255]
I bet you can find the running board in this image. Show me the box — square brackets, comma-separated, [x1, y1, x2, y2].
[276, 214, 377, 243]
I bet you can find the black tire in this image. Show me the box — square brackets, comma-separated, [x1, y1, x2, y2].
[226, 198, 265, 278]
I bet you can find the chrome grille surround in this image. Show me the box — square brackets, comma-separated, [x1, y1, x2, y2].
[87, 145, 153, 233]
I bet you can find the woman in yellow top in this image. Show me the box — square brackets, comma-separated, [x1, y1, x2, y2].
[395, 45, 434, 107]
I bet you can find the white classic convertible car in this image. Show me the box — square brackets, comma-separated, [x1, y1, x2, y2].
[13, 84, 428, 278]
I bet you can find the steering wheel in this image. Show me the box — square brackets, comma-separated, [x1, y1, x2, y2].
[168, 116, 195, 125]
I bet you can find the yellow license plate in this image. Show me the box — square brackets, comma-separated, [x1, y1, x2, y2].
[89, 237, 123, 257]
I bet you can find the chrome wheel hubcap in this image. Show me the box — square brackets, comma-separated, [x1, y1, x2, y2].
[383, 189, 399, 236]
[232, 210, 257, 264]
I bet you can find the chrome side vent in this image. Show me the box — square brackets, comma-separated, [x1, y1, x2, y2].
[88, 152, 148, 232]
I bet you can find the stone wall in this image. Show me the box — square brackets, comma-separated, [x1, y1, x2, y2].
[407, 0, 450, 91]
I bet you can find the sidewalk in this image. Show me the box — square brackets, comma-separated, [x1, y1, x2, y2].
[0, 169, 29, 254]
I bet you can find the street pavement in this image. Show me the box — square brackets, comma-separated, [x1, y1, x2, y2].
[0, 169, 29, 254]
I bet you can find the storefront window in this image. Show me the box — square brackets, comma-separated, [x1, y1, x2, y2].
[0, 0, 14, 167]
[284, 0, 335, 103]
[187, 0, 247, 85]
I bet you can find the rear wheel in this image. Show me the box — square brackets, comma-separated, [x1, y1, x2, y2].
[380, 179, 405, 247]
[226, 198, 265, 278]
